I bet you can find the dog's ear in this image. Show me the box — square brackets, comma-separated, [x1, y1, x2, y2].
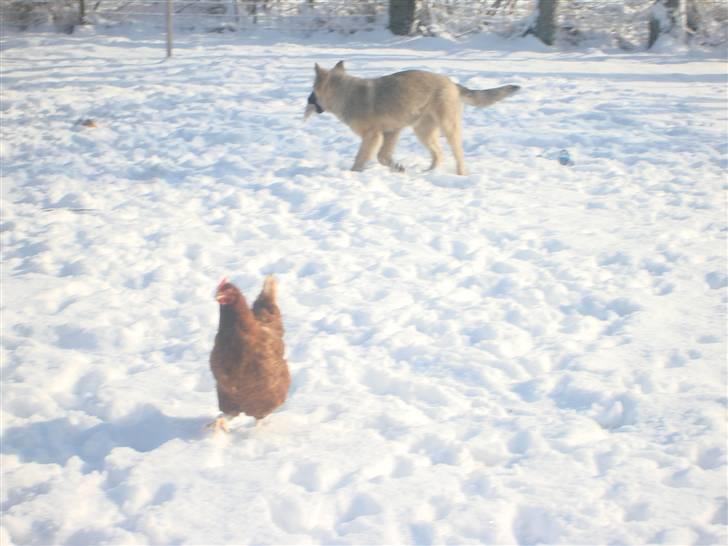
[333, 60, 345, 72]
[315, 63, 326, 78]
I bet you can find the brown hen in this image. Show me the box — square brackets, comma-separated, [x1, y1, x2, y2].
[208, 276, 290, 432]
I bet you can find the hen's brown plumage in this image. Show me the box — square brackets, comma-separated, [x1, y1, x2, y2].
[209, 276, 290, 429]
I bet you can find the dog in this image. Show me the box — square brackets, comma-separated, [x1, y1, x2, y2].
[304, 61, 520, 176]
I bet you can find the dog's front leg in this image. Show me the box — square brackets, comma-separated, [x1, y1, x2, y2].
[351, 131, 383, 172]
[378, 130, 405, 173]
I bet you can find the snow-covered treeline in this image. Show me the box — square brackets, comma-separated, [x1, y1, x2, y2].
[1, 0, 726, 48]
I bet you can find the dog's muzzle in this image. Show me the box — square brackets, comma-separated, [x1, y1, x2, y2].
[308, 92, 324, 114]
[304, 92, 324, 121]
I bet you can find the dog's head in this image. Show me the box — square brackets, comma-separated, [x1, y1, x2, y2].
[303, 61, 345, 121]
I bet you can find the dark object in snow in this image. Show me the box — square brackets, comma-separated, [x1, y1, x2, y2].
[558, 149, 573, 166]
[208, 276, 290, 433]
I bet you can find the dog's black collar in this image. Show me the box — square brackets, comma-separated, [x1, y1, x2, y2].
[308, 92, 324, 114]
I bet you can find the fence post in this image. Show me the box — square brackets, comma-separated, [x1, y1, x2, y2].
[678, 0, 688, 44]
[166, 0, 173, 57]
[231, 0, 240, 26]
[79, 0, 87, 24]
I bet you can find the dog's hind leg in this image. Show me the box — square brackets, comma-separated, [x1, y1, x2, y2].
[414, 117, 443, 172]
[377, 130, 404, 172]
[442, 116, 466, 176]
[352, 131, 383, 172]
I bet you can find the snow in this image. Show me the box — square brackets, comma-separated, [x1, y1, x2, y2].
[1, 27, 727, 546]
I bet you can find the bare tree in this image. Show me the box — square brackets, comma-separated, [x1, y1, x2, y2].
[487, 0, 520, 17]
[390, 0, 419, 35]
[648, 0, 695, 47]
[532, 0, 558, 45]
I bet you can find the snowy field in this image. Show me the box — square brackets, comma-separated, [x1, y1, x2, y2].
[1, 28, 727, 546]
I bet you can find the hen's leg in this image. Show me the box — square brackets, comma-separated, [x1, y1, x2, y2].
[206, 413, 230, 434]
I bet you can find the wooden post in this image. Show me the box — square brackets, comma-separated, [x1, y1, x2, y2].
[232, 0, 240, 26]
[79, 0, 87, 24]
[166, 0, 173, 58]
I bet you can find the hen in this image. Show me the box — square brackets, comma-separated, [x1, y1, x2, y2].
[208, 276, 290, 433]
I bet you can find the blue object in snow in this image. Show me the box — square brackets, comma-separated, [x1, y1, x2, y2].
[558, 149, 573, 166]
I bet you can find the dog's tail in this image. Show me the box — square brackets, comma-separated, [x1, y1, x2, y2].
[458, 84, 520, 108]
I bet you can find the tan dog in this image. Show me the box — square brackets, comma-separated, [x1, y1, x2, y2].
[304, 61, 519, 175]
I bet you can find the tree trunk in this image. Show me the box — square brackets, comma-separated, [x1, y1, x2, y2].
[389, 0, 418, 36]
[648, 0, 682, 48]
[533, 0, 558, 46]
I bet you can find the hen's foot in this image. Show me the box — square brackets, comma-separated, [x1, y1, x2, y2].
[206, 415, 230, 434]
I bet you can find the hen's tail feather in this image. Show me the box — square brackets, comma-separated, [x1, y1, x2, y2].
[253, 276, 280, 322]
[261, 276, 276, 300]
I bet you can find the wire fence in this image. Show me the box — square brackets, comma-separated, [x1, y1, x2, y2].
[557, 0, 728, 48]
[116, 1, 386, 32]
[2, 0, 727, 48]
[417, 0, 536, 38]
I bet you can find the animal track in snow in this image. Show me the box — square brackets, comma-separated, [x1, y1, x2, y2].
[623, 502, 651, 522]
[572, 295, 642, 321]
[506, 429, 545, 457]
[696, 447, 726, 471]
[663, 467, 702, 488]
[268, 495, 316, 534]
[654, 281, 675, 296]
[55, 324, 100, 351]
[285, 461, 339, 493]
[594, 395, 639, 430]
[550, 376, 603, 411]
[360, 368, 453, 408]
[712, 499, 728, 525]
[411, 434, 467, 466]
[390, 455, 417, 478]
[336, 493, 384, 533]
[409, 522, 436, 546]
[705, 271, 728, 289]
[512, 378, 551, 403]
[512, 506, 563, 546]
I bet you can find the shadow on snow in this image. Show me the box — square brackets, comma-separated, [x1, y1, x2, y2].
[1, 405, 209, 471]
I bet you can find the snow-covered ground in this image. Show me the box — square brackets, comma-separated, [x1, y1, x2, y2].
[1, 28, 726, 545]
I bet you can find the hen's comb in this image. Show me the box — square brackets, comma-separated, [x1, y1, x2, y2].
[217, 276, 229, 291]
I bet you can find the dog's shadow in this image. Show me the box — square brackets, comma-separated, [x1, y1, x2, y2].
[1, 405, 209, 471]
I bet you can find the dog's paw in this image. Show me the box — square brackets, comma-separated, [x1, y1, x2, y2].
[391, 162, 405, 173]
